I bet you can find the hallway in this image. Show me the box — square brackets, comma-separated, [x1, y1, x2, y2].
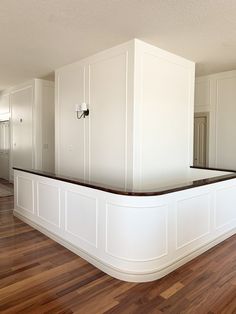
[0, 179, 13, 198]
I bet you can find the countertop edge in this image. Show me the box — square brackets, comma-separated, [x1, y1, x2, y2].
[13, 167, 236, 197]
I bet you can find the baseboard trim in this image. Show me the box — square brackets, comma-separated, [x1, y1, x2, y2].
[14, 210, 236, 282]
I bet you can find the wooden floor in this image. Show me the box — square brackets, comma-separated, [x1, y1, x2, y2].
[1, 188, 236, 313]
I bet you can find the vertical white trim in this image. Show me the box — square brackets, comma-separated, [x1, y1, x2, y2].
[215, 79, 219, 167]
[188, 67, 195, 167]
[83, 66, 86, 181]
[31, 81, 36, 169]
[124, 52, 129, 190]
[88, 64, 91, 182]
[55, 72, 61, 174]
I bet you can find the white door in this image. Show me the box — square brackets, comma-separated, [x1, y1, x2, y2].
[0, 121, 10, 180]
[11, 86, 33, 170]
[194, 115, 207, 167]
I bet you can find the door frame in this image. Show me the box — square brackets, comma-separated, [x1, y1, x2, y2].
[0, 119, 10, 181]
[194, 112, 210, 167]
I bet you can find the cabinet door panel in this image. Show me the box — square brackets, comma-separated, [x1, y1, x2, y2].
[11, 86, 33, 170]
[88, 53, 128, 188]
[216, 77, 236, 169]
[57, 64, 85, 179]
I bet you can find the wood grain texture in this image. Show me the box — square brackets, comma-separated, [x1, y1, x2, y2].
[1, 182, 236, 313]
[160, 282, 184, 299]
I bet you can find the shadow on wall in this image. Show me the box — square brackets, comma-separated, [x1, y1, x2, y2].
[40, 72, 55, 82]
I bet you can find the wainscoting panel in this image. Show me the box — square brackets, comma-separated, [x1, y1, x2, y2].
[215, 185, 236, 230]
[14, 169, 236, 282]
[37, 182, 60, 227]
[16, 176, 34, 213]
[65, 190, 98, 248]
[176, 193, 211, 249]
[106, 203, 168, 262]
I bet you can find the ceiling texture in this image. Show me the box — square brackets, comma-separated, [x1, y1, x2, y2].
[1, 0, 236, 90]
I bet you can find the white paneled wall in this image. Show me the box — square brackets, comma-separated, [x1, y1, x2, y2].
[37, 182, 60, 227]
[36, 80, 55, 173]
[56, 63, 86, 180]
[195, 70, 236, 169]
[106, 203, 168, 261]
[16, 176, 34, 214]
[88, 52, 130, 187]
[56, 42, 134, 189]
[176, 193, 211, 249]
[65, 190, 98, 249]
[56, 39, 195, 189]
[11, 85, 34, 172]
[14, 169, 236, 282]
[0, 79, 55, 180]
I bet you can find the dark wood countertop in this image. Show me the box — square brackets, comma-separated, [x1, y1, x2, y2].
[13, 167, 236, 197]
[190, 165, 236, 173]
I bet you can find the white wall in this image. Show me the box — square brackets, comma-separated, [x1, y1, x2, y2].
[195, 70, 236, 169]
[133, 40, 195, 189]
[56, 39, 195, 189]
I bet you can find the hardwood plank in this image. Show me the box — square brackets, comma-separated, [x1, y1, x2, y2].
[160, 281, 184, 299]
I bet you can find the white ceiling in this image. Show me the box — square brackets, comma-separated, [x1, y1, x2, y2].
[1, 0, 236, 90]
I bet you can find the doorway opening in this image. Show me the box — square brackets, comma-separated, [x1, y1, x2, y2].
[0, 120, 10, 181]
[193, 112, 209, 167]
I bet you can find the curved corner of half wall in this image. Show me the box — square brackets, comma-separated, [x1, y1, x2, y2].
[13, 169, 236, 282]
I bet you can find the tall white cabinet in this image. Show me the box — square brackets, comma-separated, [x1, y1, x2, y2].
[56, 39, 195, 189]
[11, 84, 33, 175]
[56, 43, 134, 188]
[0, 79, 55, 181]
